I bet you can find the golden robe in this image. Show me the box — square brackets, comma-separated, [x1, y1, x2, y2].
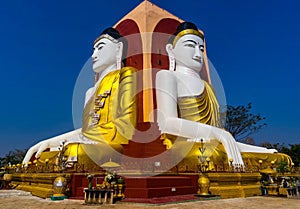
[161, 81, 220, 149]
[161, 81, 292, 172]
[36, 67, 137, 170]
[82, 67, 137, 144]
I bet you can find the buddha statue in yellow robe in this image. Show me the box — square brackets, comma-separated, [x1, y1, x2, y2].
[156, 22, 292, 172]
[23, 28, 137, 169]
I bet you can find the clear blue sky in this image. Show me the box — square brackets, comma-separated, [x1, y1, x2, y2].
[0, 0, 299, 156]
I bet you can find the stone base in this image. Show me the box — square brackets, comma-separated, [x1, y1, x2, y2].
[12, 173, 72, 199]
[123, 175, 195, 198]
[16, 184, 53, 199]
[208, 173, 262, 198]
[12, 172, 262, 200]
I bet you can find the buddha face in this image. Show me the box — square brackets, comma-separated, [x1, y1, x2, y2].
[172, 34, 204, 73]
[92, 38, 118, 73]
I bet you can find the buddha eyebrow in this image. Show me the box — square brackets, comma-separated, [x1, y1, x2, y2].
[95, 42, 106, 48]
[183, 40, 197, 44]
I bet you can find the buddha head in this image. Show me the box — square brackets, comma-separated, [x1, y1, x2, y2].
[92, 27, 128, 73]
[166, 22, 205, 74]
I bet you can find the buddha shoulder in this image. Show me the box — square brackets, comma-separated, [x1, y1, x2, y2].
[156, 70, 176, 80]
[120, 66, 137, 77]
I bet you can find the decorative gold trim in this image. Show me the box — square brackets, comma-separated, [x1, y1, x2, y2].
[173, 29, 204, 46]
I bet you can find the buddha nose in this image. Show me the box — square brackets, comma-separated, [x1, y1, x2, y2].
[92, 51, 97, 61]
[193, 47, 202, 62]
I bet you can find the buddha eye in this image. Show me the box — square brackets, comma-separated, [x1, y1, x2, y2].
[184, 43, 195, 48]
[95, 42, 105, 51]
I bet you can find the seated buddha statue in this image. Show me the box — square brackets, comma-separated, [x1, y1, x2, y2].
[23, 28, 137, 169]
[156, 22, 292, 171]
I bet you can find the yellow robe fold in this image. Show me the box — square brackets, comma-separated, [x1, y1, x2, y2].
[82, 67, 137, 144]
[177, 80, 219, 126]
[161, 81, 219, 149]
[36, 67, 137, 169]
[161, 80, 292, 172]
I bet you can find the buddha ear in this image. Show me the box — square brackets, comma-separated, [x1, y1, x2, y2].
[166, 44, 175, 71]
[116, 42, 123, 69]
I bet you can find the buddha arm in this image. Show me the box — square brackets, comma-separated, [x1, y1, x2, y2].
[22, 128, 96, 165]
[156, 70, 244, 166]
[156, 70, 215, 139]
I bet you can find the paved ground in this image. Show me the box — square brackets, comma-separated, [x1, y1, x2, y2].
[1, 190, 300, 209]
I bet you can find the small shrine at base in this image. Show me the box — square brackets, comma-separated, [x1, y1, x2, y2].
[10, 0, 294, 202]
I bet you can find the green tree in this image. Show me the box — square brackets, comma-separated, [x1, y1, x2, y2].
[0, 149, 27, 167]
[240, 137, 255, 145]
[274, 143, 300, 167]
[0, 157, 5, 168]
[220, 102, 267, 141]
[287, 144, 300, 167]
[259, 141, 275, 149]
[276, 161, 289, 176]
